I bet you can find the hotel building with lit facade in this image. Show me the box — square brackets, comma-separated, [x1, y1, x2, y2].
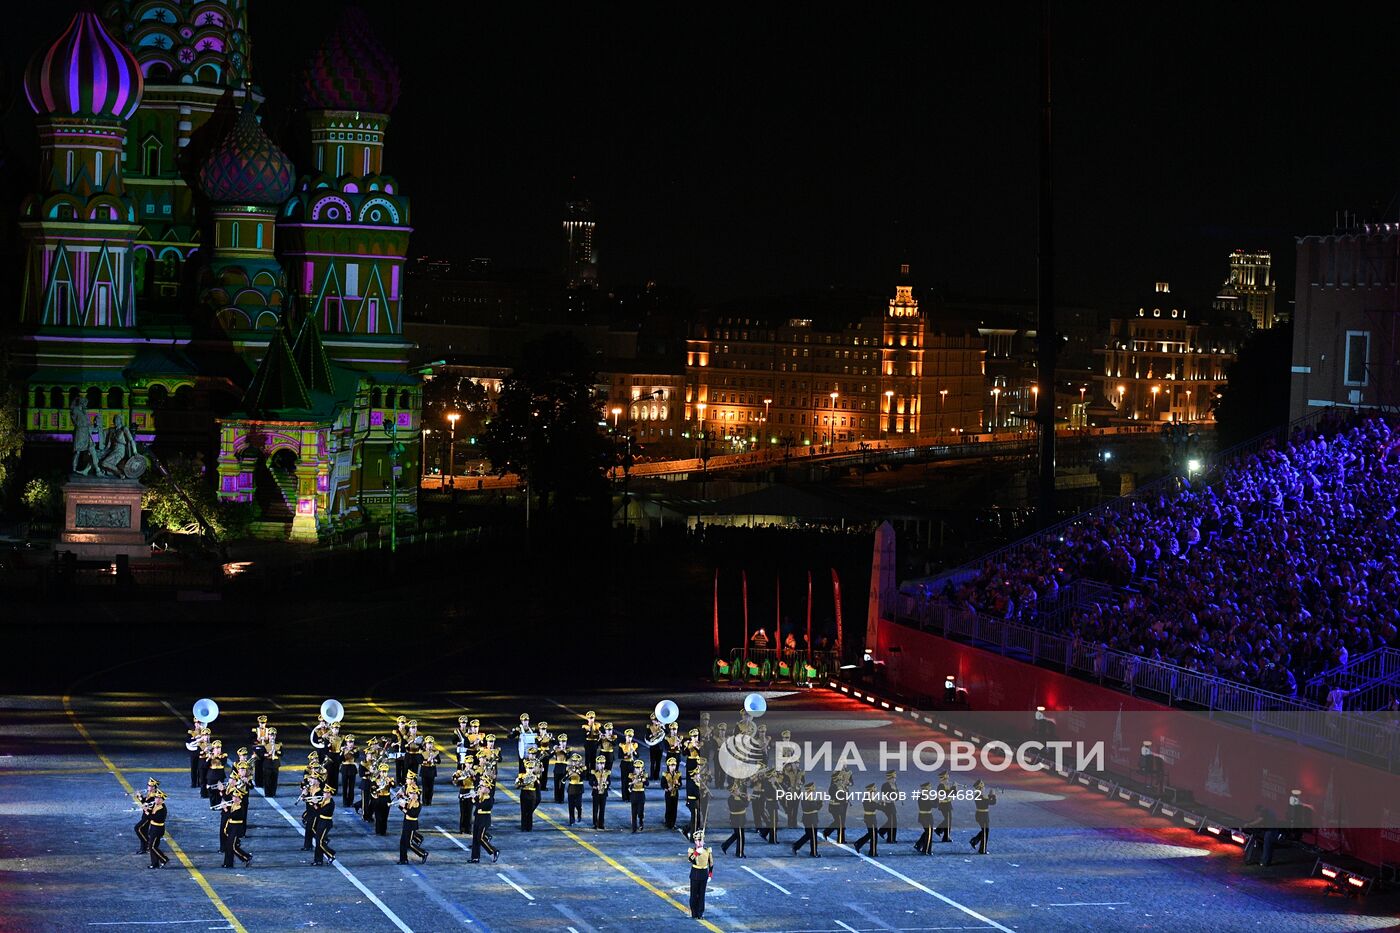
[1094, 283, 1240, 424]
[683, 267, 985, 451]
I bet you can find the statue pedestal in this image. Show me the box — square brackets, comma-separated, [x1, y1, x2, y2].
[61, 476, 147, 561]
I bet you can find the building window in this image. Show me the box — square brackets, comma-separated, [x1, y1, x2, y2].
[1344, 331, 1370, 386]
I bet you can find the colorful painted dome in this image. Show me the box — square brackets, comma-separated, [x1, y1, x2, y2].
[198, 104, 296, 205]
[301, 8, 400, 114]
[24, 10, 143, 121]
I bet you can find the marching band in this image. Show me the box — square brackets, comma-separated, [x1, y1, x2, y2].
[147, 694, 998, 879]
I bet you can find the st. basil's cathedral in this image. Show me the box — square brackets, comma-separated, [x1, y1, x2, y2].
[10, 1, 418, 541]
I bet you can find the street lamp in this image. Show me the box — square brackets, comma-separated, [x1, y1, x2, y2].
[1079, 385, 1087, 430]
[1030, 385, 1039, 437]
[446, 412, 460, 488]
[1117, 384, 1126, 417]
[610, 406, 622, 431]
[829, 391, 838, 448]
[1184, 389, 1192, 422]
[938, 388, 947, 439]
[1151, 385, 1161, 421]
[884, 389, 894, 440]
[696, 402, 707, 463]
[420, 427, 431, 480]
[991, 387, 1002, 435]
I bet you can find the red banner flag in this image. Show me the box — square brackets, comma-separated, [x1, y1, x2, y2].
[775, 575, 781, 658]
[713, 568, 720, 657]
[742, 570, 750, 666]
[806, 570, 813, 655]
[831, 567, 843, 664]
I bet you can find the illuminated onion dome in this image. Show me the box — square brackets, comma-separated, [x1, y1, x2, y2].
[24, 10, 143, 121]
[301, 7, 400, 114]
[197, 104, 296, 205]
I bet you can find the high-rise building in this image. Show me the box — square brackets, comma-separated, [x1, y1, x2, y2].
[684, 266, 984, 453]
[563, 198, 598, 289]
[1214, 249, 1278, 329]
[1289, 225, 1400, 422]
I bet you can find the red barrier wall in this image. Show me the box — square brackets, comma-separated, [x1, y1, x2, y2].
[875, 618, 1400, 871]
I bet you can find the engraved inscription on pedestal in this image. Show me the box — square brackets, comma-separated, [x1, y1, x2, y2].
[74, 503, 132, 529]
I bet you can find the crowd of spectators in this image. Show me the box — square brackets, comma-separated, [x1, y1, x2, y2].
[943, 414, 1400, 696]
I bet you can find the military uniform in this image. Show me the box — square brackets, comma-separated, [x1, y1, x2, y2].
[310, 788, 336, 865]
[565, 754, 586, 825]
[134, 778, 160, 853]
[628, 761, 648, 831]
[581, 713, 602, 768]
[688, 833, 714, 919]
[188, 722, 208, 789]
[934, 774, 955, 843]
[661, 759, 682, 828]
[913, 782, 936, 853]
[145, 792, 169, 868]
[551, 738, 570, 804]
[645, 717, 665, 779]
[339, 738, 360, 807]
[589, 757, 610, 829]
[398, 795, 427, 863]
[204, 744, 227, 809]
[852, 785, 881, 856]
[262, 734, 282, 797]
[877, 771, 898, 842]
[453, 760, 477, 834]
[373, 765, 395, 836]
[220, 788, 253, 868]
[969, 783, 996, 854]
[618, 731, 640, 800]
[420, 740, 440, 806]
[515, 766, 541, 831]
[792, 783, 824, 857]
[469, 780, 499, 863]
[721, 781, 749, 857]
[823, 772, 850, 843]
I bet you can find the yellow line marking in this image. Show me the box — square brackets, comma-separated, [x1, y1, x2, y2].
[62, 693, 248, 933]
[362, 696, 723, 932]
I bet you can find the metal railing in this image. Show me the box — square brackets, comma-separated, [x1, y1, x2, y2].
[894, 594, 1399, 770]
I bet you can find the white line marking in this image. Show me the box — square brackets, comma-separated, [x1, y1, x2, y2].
[497, 871, 535, 901]
[256, 788, 414, 932]
[159, 700, 185, 722]
[1044, 902, 1129, 907]
[269, 700, 289, 711]
[435, 825, 471, 852]
[835, 922, 861, 933]
[742, 864, 792, 895]
[87, 923, 226, 927]
[826, 841, 1013, 933]
[568, 929, 580, 933]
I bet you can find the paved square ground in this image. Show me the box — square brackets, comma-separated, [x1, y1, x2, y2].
[3, 686, 1397, 933]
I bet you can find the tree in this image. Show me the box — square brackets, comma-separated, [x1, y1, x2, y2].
[481, 333, 611, 505]
[1214, 322, 1293, 452]
[0, 381, 23, 497]
[21, 476, 62, 520]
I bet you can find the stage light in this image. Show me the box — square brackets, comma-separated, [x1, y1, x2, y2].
[1347, 876, 1365, 888]
[1205, 824, 1223, 836]
[893, 705, 904, 712]
[880, 701, 890, 709]
[853, 691, 863, 699]
[1230, 832, 1247, 845]
[1320, 867, 1339, 880]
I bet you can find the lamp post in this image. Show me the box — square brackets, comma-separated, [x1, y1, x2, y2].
[1030, 385, 1039, 437]
[1117, 384, 1126, 419]
[829, 391, 838, 448]
[938, 388, 947, 439]
[696, 402, 707, 465]
[420, 427, 431, 481]
[1184, 389, 1192, 422]
[991, 387, 1002, 435]
[610, 406, 622, 431]
[446, 412, 459, 488]
[1151, 385, 1161, 421]
[1079, 385, 1087, 431]
[884, 389, 894, 441]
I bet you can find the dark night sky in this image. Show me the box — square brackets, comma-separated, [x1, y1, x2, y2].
[5, 2, 1400, 311]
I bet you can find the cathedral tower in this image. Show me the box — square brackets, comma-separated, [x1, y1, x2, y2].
[19, 10, 144, 328]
